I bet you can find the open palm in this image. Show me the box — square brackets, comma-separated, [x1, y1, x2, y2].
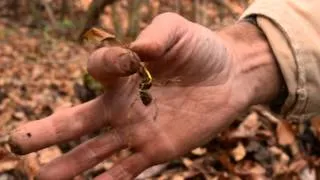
[9, 13, 263, 180]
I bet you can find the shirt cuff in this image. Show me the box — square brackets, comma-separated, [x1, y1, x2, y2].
[239, 0, 320, 121]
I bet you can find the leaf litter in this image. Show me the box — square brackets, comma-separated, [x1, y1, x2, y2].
[1, 1, 320, 179]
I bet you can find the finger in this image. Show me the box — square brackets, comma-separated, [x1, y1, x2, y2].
[9, 96, 108, 155]
[36, 130, 125, 180]
[88, 46, 141, 88]
[130, 12, 188, 61]
[94, 153, 151, 180]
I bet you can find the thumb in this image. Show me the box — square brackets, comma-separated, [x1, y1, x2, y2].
[130, 12, 189, 62]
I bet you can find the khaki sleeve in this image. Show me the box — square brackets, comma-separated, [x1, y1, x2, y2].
[240, 0, 320, 121]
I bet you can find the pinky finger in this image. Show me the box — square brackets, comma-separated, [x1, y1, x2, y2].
[95, 153, 151, 180]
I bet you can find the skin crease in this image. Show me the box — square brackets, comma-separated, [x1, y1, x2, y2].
[8, 13, 282, 180]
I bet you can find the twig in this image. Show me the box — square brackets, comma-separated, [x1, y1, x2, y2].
[127, 0, 143, 39]
[251, 105, 280, 124]
[175, 0, 181, 14]
[40, 0, 58, 29]
[111, 3, 124, 40]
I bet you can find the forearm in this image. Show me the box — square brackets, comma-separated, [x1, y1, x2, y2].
[217, 21, 283, 106]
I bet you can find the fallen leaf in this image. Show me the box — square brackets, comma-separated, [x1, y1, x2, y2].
[277, 121, 295, 146]
[311, 115, 320, 138]
[231, 142, 246, 161]
[172, 175, 185, 180]
[12, 111, 26, 120]
[234, 161, 266, 176]
[299, 167, 316, 180]
[269, 146, 289, 164]
[191, 147, 207, 156]
[82, 27, 119, 46]
[228, 112, 260, 138]
[0, 159, 19, 172]
[182, 158, 194, 169]
[37, 146, 62, 165]
[289, 159, 308, 172]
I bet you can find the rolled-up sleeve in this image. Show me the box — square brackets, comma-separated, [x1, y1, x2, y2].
[240, 0, 320, 121]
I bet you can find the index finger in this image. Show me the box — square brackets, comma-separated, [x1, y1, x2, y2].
[8, 37, 146, 155]
[130, 12, 188, 62]
[8, 97, 107, 155]
[87, 46, 141, 88]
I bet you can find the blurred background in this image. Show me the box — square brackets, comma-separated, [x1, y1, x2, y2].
[2, 1, 319, 180]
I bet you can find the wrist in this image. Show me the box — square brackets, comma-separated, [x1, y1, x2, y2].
[217, 21, 284, 106]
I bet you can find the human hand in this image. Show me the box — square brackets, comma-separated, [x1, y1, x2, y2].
[9, 13, 282, 180]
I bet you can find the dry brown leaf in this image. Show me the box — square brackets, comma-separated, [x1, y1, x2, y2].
[22, 153, 41, 178]
[0, 147, 19, 172]
[229, 176, 242, 180]
[191, 147, 207, 156]
[82, 27, 120, 47]
[12, 111, 26, 120]
[269, 146, 289, 164]
[82, 27, 115, 42]
[299, 167, 316, 180]
[0, 108, 13, 127]
[273, 162, 288, 176]
[276, 121, 295, 146]
[229, 112, 260, 138]
[0, 159, 19, 172]
[289, 159, 308, 173]
[234, 161, 266, 176]
[0, 1, 296, 179]
[37, 146, 62, 165]
[101, 160, 114, 170]
[231, 142, 246, 162]
[311, 115, 320, 138]
[218, 152, 235, 172]
[172, 175, 185, 180]
[182, 158, 194, 169]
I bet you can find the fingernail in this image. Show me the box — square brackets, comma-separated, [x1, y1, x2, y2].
[8, 137, 24, 155]
[118, 51, 140, 75]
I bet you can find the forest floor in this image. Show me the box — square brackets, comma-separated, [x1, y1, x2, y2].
[1, 1, 320, 180]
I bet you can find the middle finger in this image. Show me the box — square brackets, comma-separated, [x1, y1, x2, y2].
[36, 129, 126, 180]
